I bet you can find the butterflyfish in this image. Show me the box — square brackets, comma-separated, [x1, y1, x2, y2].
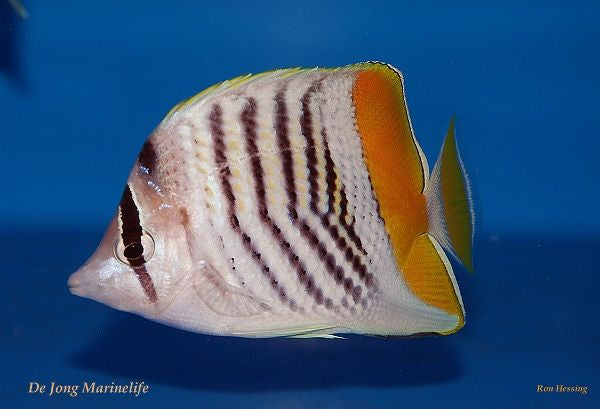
[68, 62, 474, 338]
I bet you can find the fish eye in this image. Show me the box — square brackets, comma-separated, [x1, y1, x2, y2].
[123, 242, 144, 259]
[114, 230, 156, 266]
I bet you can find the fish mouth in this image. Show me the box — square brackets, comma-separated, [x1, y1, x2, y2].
[67, 271, 85, 296]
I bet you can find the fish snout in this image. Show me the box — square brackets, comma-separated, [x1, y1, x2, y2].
[67, 270, 84, 296]
[68, 261, 99, 297]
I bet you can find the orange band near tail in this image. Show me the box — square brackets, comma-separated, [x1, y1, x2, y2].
[352, 63, 428, 264]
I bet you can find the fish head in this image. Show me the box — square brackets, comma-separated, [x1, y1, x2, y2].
[68, 141, 194, 318]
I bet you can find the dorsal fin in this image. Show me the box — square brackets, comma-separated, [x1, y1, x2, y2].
[352, 62, 428, 192]
[351, 62, 429, 263]
[163, 68, 306, 121]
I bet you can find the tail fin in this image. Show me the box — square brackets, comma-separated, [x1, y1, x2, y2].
[425, 117, 474, 272]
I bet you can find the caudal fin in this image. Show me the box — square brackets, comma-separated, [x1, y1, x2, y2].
[425, 118, 474, 272]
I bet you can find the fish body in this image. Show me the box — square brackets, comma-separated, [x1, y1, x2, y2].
[68, 62, 474, 338]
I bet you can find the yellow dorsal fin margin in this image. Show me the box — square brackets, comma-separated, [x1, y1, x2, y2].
[163, 67, 306, 121]
[402, 233, 465, 334]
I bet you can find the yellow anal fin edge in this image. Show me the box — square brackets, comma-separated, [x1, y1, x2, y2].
[426, 118, 475, 272]
[403, 233, 465, 334]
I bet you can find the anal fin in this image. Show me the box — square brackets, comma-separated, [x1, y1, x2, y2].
[402, 233, 465, 334]
[287, 330, 346, 339]
[231, 324, 341, 338]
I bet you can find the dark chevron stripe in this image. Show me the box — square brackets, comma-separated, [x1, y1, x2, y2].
[300, 83, 321, 213]
[275, 87, 370, 306]
[242, 98, 269, 220]
[242, 96, 328, 309]
[274, 90, 297, 209]
[320, 136, 374, 288]
[339, 186, 349, 228]
[298, 83, 373, 291]
[118, 185, 158, 303]
[210, 103, 294, 307]
[322, 128, 337, 215]
[297, 216, 364, 304]
[320, 131, 368, 258]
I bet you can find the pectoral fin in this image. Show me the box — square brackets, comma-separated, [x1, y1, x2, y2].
[193, 263, 270, 317]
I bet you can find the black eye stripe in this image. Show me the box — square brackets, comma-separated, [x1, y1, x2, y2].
[118, 184, 158, 303]
[119, 185, 144, 248]
[138, 139, 157, 175]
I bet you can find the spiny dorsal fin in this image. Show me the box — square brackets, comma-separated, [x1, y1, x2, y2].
[351, 62, 430, 262]
[164, 68, 306, 121]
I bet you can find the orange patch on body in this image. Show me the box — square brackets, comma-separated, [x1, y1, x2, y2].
[352, 65, 428, 264]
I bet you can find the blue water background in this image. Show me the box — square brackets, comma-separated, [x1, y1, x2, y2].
[1, 1, 598, 408]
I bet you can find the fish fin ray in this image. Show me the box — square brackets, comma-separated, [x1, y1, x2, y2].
[231, 325, 341, 338]
[351, 62, 432, 260]
[425, 117, 475, 272]
[193, 263, 270, 317]
[288, 333, 346, 339]
[402, 233, 465, 334]
[164, 68, 306, 120]
[351, 61, 428, 194]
